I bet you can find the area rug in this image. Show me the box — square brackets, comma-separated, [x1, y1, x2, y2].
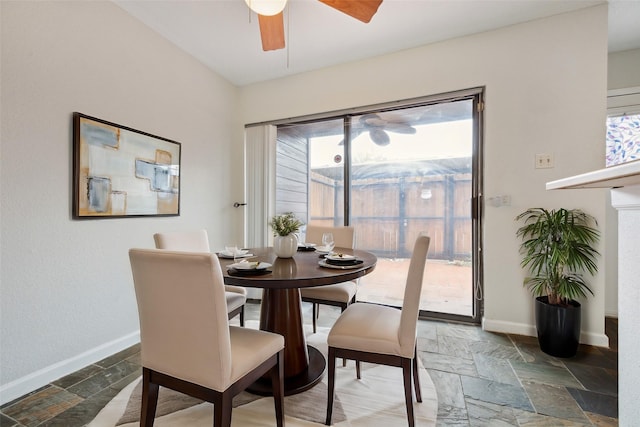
[88, 325, 437, 426]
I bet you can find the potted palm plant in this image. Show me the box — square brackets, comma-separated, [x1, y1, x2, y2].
[516, 208, 600, 357]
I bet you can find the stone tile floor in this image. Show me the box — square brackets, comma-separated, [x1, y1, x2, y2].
[0, 303, 618, 426]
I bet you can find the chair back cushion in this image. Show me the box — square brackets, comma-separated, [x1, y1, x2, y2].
[153, 230, 210, 252]
[155, 230, 246, 297]
[129, 249, 232, 391]
[398, 233, 431, 356]
[305, 225, 354, 249]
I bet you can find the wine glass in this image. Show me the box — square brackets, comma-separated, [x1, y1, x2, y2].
[225, 245, 239, 262]
[322, 232, 335, 253]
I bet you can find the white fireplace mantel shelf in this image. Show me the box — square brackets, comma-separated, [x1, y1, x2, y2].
[546, 161, 640, 190]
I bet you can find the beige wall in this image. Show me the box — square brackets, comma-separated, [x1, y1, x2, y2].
[0, 1, 243, 403]
[608, 48, 640, 90]
[240, 5, 610, 344]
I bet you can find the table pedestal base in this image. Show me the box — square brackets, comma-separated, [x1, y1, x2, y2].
[247, 346, 326, 396]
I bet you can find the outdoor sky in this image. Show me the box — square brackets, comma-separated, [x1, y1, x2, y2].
[310, 119, 473, 168]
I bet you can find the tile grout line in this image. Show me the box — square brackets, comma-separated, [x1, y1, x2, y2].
[506, 334, 602, 426]
[504, 336, 539, 417]
[559, 359, 588, 391]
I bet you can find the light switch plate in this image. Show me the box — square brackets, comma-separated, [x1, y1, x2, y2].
[535, 153, 554, 169]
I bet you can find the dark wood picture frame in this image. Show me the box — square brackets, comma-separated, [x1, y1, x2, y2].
[73, 112, 181, 219]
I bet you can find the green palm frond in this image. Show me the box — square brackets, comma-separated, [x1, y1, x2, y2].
[516, 208, 599, 305]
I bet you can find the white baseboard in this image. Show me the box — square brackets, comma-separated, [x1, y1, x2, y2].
[581, 331, 610, 348]
[0, 331, 140, 406]
[482, 318, 610, 348]
[482, 318, 537, 337]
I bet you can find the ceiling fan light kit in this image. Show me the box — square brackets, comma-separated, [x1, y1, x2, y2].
[248, 0, 383, 51]
[244, 0, 288, 16]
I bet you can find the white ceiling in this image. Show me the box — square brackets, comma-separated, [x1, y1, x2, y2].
[114, 0, 640, 87]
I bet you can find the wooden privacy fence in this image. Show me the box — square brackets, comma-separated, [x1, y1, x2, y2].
[310, 172, 472, 261]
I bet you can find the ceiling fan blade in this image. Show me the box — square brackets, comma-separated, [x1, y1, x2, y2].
[369, 129, 390, 146]
[360, 113, 384, 128]
[360, 113, 416, 135]
[385, 122, 416, 134]
[258, 12, 285, 51]
[318, 0, 383, 23]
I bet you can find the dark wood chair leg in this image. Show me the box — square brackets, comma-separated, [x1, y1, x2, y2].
[402, 358, 415, 427]
[141, 368, 159, 427]
[326, 347, 336, 425]
[271, 350, 285, 427]
[356, 360, 361, 380]
[341, 304, 348, 367]
[214, 392, 233, 427]
[412, 346, 422, 402]
[240, 305, 245, 327]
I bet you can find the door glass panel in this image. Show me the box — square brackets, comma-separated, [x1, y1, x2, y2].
[347, 102, 474, 316]
[277, 96, 478, 319]
[276, 119, 344, 233]
[308, 120, 345, 228]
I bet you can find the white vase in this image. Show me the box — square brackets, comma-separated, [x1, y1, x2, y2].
[274, 234, 298, 258]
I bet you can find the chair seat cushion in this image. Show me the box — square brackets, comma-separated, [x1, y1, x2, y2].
[328, 302, 409, 357]
[225, 291, 246, 313]
[229, 326, 284, 386]
[225, 285, 247, 296]
[300, 281, 356, 303]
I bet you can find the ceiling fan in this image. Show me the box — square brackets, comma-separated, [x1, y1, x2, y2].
[245, 0, 383, 51]
[358, 113, 416, 146]
[336, 113, 417, 147]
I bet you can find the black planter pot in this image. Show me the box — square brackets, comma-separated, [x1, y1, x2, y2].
[534, 296, 581, 358]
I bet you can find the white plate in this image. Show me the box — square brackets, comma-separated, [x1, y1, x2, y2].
[218, 251, 252, 259]
[298, 243, 316, 248]
[228, 261, 272, 271]
[315, 246, 333, 254]
[318, 260, 364, 270]
[326, 253, 356, 261]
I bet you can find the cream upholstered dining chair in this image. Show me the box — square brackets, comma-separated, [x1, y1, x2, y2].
[325, 233, 430, 427]
[300, 225, 356, 334]
[129, 249, 284, 427]
[153, 230, 247, 326]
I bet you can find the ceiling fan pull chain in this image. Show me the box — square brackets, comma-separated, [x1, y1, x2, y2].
[286, 2, 290, 69]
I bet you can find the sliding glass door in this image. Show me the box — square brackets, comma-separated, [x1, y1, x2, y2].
[275, 90, 483, 322]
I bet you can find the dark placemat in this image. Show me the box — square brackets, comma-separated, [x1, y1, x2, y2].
[325, 258, 363, 266]
[227, 268, 272, 276]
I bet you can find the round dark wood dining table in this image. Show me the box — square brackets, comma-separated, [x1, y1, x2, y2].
[219, 246, 377, 396]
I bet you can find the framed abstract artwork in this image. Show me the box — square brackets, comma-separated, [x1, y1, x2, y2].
[73, 112, 181, 218]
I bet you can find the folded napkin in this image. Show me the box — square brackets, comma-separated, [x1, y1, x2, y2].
[228, 260, 270, 270]
[326, 252, 356, 260]
[219, 250, 252, 258]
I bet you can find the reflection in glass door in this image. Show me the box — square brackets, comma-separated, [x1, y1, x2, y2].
[348, 102, 474, 317]
[275, 92, 482, 321]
